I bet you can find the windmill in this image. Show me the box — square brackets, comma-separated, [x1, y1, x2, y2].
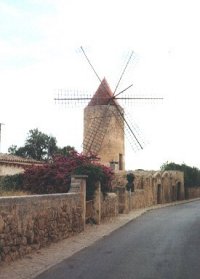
[55, 47, 163, 171]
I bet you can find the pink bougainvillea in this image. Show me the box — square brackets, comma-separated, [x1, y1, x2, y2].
[22, 151, 114, 198]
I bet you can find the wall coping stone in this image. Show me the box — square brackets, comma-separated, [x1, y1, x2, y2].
[106, 193, 117, 198]
[0, 193, 79, 204]
[71, 175, 88, 179]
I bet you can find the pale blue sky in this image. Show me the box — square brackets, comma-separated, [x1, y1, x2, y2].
[0, 0, 200, 170]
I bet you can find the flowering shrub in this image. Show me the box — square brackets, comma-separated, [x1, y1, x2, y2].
[22, 151, 114, 198]
[74, 163, 114, 200]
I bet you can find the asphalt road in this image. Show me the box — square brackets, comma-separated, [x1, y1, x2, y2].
[35, 200, 200, 279]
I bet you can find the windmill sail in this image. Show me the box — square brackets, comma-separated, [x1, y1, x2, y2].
[111, 108, 146, 151]
[83, 104, 112, 155]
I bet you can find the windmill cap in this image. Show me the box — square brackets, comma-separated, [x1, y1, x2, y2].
[87, 78, 119, 106]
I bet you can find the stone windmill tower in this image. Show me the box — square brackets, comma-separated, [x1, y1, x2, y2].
[83, 78, 125, 170]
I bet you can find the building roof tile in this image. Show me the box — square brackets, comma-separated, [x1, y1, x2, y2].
[0, 153, 43, 165]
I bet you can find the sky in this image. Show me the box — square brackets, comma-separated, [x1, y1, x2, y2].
[0, 0, 200, 170]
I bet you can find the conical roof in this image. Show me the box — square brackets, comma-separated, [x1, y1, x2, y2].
[88, 78, 118, 106]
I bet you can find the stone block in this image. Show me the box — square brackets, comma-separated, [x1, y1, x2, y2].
[0, 216, 5, 233]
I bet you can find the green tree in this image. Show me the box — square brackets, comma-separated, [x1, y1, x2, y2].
[56, 145, 76, 156]
[8, 128, 57, 161]
[8, 145, 17, 154]
[8, 128, 76, 161]
[8, 145, 30, 158]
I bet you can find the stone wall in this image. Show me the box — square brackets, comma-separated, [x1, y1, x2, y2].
[113, 170, 185, 212]
[86, 183, 119, 224]
[131, 190, 151, 209]
[185, 187, 200, 199]
[0, 193, 84, 263]
[154, 171, 185, 203]
[101, 193, 118, 221]
[0, 171, 187, 265]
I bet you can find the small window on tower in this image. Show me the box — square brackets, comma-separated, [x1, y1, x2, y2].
[119, 154, 123, 170]
[110, 161, 118, 170]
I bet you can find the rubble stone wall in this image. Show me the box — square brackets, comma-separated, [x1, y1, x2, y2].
[131, 190, 152, 209]
[101, 193, 118, 221]
[186, 187, 200, 199]
[113, 170, 185, 211]
[0, 193, 84, 263]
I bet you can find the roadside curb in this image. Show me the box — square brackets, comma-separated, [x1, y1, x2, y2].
[1, 198, 200, 279]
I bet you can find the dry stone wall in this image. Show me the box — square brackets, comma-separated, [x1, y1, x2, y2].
[113, 170, 185, 208]
[0, 193, 84, 263]
[186, 187, 200, 199]
[101, 193, 118, 221]
[0, 170, 189, 265]
[131, 190, 150, 209]
[86, 184, 119, 224]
